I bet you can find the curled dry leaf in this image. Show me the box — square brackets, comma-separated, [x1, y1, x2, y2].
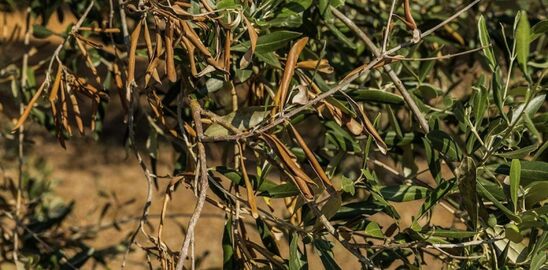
[403, 0, 421, 43]
[127, 19, 143, 88]
[240, 16, 258, 69]
[224, 29, 232, 70]
[171, 4, 193, 17]
[181, 21, 210, 56]
[289, 124, 334, 188]
[68, 91, 84, 134]
[49, 64, 63, 102]
[180, 20, 224, 71]
[145, 57, 161, 86]
[165, 19, 177, 82]
[403, 0, 417, 30]
[60, 82, 72, 136]
[272, 37, 309, 115]
[262, 133, 314, 201]
[12, 82, 47, 131]
[344, 94, 388, 154]
[296, 59, 334, 74]
[143, 20, 154, 56]
[343, 115, 364, 136]
[291, 85, 309, 105]
[143, 19, 160, 85]
[238, 143, 259, 219]
[75, 37, 100, 84]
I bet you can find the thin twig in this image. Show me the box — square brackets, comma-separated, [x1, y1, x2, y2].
[385, 46, 488, 61]
[363, 237, 504, 250]
[13, 7, 32, 264]
[120, 6, 155, 270]
[203, 0, 482, 142]
[175, 98, 210, 270]
[202, 58, 382, 142]
[331, 6, 430, 133]
[382, 0, 398, 53]
[432, 246, 484, 260]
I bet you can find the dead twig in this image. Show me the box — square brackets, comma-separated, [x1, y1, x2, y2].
[330, 6, 430, 133]
[175, 98, 210, 270]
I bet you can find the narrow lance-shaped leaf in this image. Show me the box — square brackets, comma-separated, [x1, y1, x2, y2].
[232, 31, 302, 53]
[423, 137, 442, 183]
[127, 19, 142, 88]
[426, 130, 463, 162]
[313, 238, 341, 270]
[515, 11, 530, 77]
[478, 15, 497, 71]
[289, 124, 334, 188]
[403, 0, 417, 30]
[224, 28, 232, 71]
[49, 64, 63, 102]
[415, 180, 456, 222]
[165, 19, 177, 82]
[458, 157, 478, 228]
[60, 82, 71, 135]
[259, 182, 299, 198]
[477, 181, 521, 223]
[238, 144, 259, 219]
[68, 91, 84, 134]
[240, 16, 257, 69]
[350, 89, 404, 105]
[531, 20, 548, 41]
[272, 37, 309, 115]
[289, 233, 307, 270]
[492, 69, 506, 119]
[380, 185, 429, 202]
[509, 159, 521, 212]
[143, 19, 154, 57]
[296, 59, 333, 74]
[12, 82, 47, 131]
[495, 144, 538, 159]
[262, 133, 314, 200]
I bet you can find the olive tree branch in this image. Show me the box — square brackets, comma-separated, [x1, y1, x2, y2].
[175, 98, 210, 270]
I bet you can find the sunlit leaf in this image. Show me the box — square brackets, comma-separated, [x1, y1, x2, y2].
[426, 130, 463, 162]
[289, 233, 307, 270]
[509, 159, 521, 212]
[515, 11, 530, 77]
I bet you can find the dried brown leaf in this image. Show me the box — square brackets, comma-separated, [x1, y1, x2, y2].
[240, 16, 257, 69]
[273, 37, 309, 115]
[289, 124, 333, 187]
[165, 19, 177, 82]
[60, 82, 72, 136]
[127, 19, 142, 87]
[238, 144, 259, 219]
[296, 59, 334, 74]
[403, 0, 417, 30]
[68, 91, 84, 134]
[12, 82, 46, 131]
[49, 64, 63, 102]
[262, 133, 314, 200]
